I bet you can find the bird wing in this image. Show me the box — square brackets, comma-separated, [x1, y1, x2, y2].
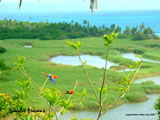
[50, 76, 56, 84]
[42, 72, 50, 77]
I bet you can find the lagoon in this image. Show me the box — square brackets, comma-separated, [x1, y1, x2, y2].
[24, 45, 32, 48]
[50, 55, 118, 69]
[134, 76, 160, 84]
[121, 53, 160, 63]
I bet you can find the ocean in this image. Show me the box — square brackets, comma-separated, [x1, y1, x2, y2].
[0, 10, 160, 34]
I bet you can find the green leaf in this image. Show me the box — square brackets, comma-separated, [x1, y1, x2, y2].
[76, 41, 82, 48]
[81, 89, 87, 96]
[127, 63, 134, 68]
[65, 41, 77, 49]
[103, 32, 119, 46]
[82, 60, 87, 65]
[136, 54, 142, 59]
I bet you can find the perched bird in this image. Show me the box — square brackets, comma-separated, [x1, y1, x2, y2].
[61, 90, 74, 94]
[42, 72, 58, 84]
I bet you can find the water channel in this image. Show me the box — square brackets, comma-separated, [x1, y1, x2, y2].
[50, 54, 160, 120]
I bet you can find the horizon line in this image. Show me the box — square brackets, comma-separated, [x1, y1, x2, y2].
[1, 9, 160, 14]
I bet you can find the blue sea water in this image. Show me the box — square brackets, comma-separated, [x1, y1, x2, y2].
[0, 10, 160, 33]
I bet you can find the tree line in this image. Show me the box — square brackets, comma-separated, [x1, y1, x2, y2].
[0, 19, 159, 40]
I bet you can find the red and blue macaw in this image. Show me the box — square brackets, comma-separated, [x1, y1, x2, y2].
[42, 72, 58, 84]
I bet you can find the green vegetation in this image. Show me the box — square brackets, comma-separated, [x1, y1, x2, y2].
[0, 33, 146, 120]
[0, 47, 7, 53]
[155, 96, 160, 120]
[0, 19, 159, 40]
[0, 36, 160, 113]
[0, 60, 8, 70]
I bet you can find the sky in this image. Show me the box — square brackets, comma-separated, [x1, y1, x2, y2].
[0, 0, 160, 13]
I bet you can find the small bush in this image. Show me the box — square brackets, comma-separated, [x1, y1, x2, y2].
[149, 44, 160, 48]
[132, 32, 151, 40]
[154, 97, 160, 119]
[40, 35, 53, 40]
[152, 33, 160, 40]
[0, 47, 6, 53]
[117, 34, 128, 39]
[141, 81, 155, 85]
[116, 48, 132, 53]
[0, 60, 7, 70]
[133, 49, 145, 55]
[125, 91, 147, 102]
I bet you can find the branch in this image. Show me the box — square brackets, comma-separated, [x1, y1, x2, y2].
[102, 61, 143, 115]
[97, 46, 109, 120]
[57, 80, 78, 117]
[42, 78, 49, 90]
[77, 49, 100, 103]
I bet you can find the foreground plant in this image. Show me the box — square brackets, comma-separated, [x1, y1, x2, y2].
[0, 56, 89, 120]
[66, 32, 143, 120]
[154, 97, 160, 120]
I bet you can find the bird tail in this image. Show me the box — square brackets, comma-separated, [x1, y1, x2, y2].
[42, 72, 50, 77]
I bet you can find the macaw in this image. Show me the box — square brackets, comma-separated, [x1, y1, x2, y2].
[61, 90, 74, 94]
[42, 72, 58, 84]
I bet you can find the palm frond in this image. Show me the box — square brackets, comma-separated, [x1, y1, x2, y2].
[19, 0, 22, 9]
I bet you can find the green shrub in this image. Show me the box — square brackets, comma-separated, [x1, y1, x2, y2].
[152, 33, 160, 40]
[39, 35, 53, 40]
[116, 48, 132, 53]
[149, 44, 160, 48]
[0, 60, 7, 70]
[117, 34, 128, 39]
[0, 47, 6, 53]
[141, 81, 155, 85]
[125, 91, 147, 102]
[154, 97, 160, 119]
[132, 32, 151, 40]
[133, 49, 145, 55]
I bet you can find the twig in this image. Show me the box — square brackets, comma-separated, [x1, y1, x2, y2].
[49, 105, 51, 120]
[97, 46, 109, 120]
[42, 78, 49, 89]
[77, 49, 100, 103]
[57, 80, 78, 117]
[101, 61, 143, 115]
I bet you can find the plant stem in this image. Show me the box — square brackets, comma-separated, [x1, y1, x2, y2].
[49, 105, 51, 120]
[101, 61, 143, 116]
[77, 49, 100, 103]
[42, 78, 49, 89]
[97, 46, 109, 120]
[57, 80, 78, 117]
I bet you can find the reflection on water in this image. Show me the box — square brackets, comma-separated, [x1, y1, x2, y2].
[121, 53, 160, 63]
[50, 55, 118, 69]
